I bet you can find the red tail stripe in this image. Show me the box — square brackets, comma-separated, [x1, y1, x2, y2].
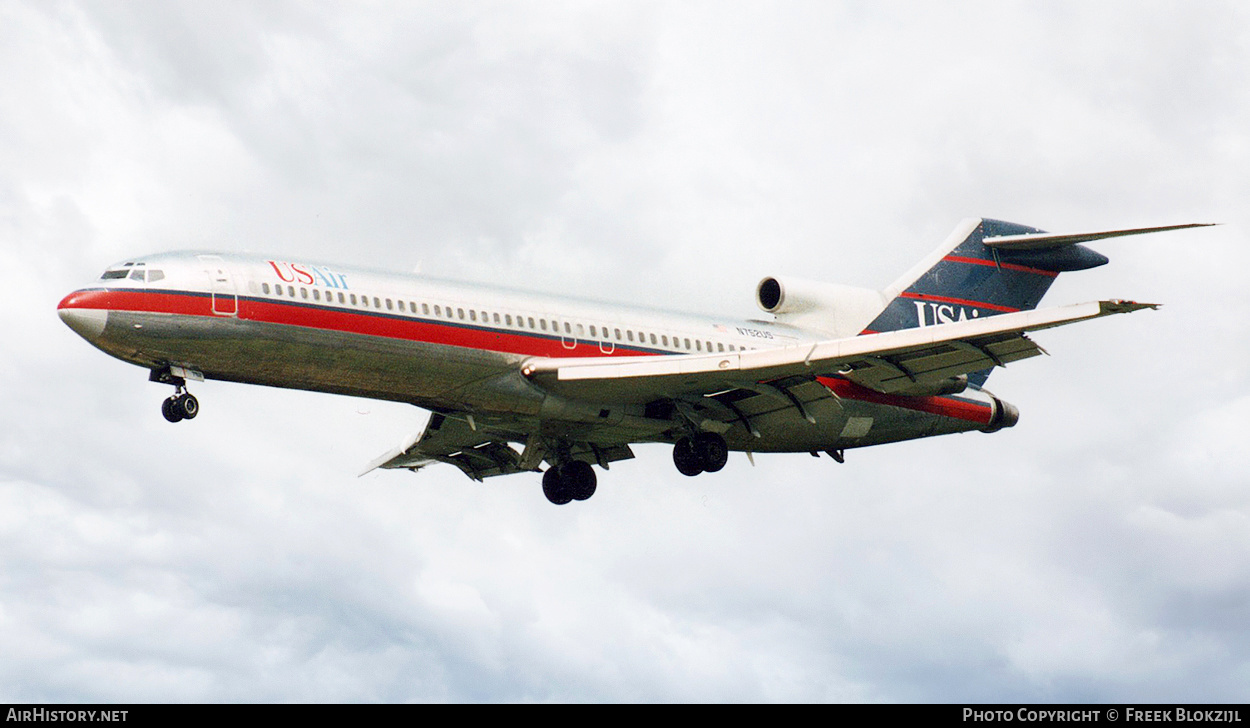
[899, 291, 1019, 313]
[943, 254, 1059, 278]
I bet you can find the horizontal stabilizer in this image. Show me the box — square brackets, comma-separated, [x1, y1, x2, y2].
[983, 223, 1215, 250]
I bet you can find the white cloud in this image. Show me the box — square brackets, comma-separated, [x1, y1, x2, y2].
[2, 0, 1247, 702]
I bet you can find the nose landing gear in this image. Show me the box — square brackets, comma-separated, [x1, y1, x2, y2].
[151, 365, 201, 423]
[161, 390, 200, 423]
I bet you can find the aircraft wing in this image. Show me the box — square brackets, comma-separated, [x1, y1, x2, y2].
[524, 300, 1156, 403]
[361, 413, 529, 480]
[363, 411, 635, 481]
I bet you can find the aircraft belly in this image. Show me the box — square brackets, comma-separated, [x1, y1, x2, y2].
[719, 392, 987, 453]
[97, 311, 529, 411]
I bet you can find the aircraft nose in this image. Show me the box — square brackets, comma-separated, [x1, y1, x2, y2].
[58, 292, 108, 341]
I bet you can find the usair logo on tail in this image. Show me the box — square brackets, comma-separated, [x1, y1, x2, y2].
[914, 301, 983, 327]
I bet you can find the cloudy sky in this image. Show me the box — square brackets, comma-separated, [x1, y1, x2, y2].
[2, 0, 1248, 702]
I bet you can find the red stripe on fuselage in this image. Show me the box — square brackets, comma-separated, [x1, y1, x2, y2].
[898, 291, 1019, 313]
[815, 376, 993, 424]
[942, 254, 1058, 278]
[59, 288, 660, 360]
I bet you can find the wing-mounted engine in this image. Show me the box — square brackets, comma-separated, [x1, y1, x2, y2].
[756, 276, 886, 337]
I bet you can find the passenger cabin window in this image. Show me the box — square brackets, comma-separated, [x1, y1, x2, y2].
[262, 283, 271, 294]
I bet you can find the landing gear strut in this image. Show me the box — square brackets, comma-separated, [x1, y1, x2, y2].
[542, 460, 597, 505]
[151, 366, 199, 423]
[672, 433, 729, 477]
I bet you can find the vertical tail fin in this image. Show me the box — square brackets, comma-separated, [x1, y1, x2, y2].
[865, 218, 1111, 334]
[864, 218, 1109, 385]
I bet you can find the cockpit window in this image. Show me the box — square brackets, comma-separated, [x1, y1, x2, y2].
[148, 270, 164, 282]
[129, 269, 146, 281]
[101, 270, 129, 279]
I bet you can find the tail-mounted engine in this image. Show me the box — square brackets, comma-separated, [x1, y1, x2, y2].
[980, 393, 1020, 433]
[755, 276, 886, 338]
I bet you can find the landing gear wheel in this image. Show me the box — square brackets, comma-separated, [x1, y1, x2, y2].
[176, 393, 199, 420]
[565, 460, 597, 501]
[161, 396, 184, 423]
[542, 466, 574, 505]
[694, 433, 728, 473]
[542, 461, 599, 504]
[673, 437, 704, 477]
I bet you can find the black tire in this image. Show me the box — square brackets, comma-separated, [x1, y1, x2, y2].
[565, 460, 597, 501]
[542, 466, 573, 505]
[673, 437, 704, 477]
[177, 393, 199, 420]
[162, 396, 184, 423]
[695, 433, 729, 473]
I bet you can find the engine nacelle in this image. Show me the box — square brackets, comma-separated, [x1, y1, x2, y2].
[981, 393, 1020, 433]
[755, 276, 886, 337]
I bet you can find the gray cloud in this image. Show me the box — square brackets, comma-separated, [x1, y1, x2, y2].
[1, 0, 1247, 702]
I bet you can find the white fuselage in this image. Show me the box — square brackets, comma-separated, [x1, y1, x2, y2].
[58, 250, 1005, 456]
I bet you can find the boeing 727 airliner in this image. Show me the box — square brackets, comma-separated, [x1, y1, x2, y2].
[57, 218, 1208, 504]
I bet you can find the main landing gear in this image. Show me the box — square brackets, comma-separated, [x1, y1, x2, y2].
[542, 460, 597, 505]
[672, 433, 728, 477]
